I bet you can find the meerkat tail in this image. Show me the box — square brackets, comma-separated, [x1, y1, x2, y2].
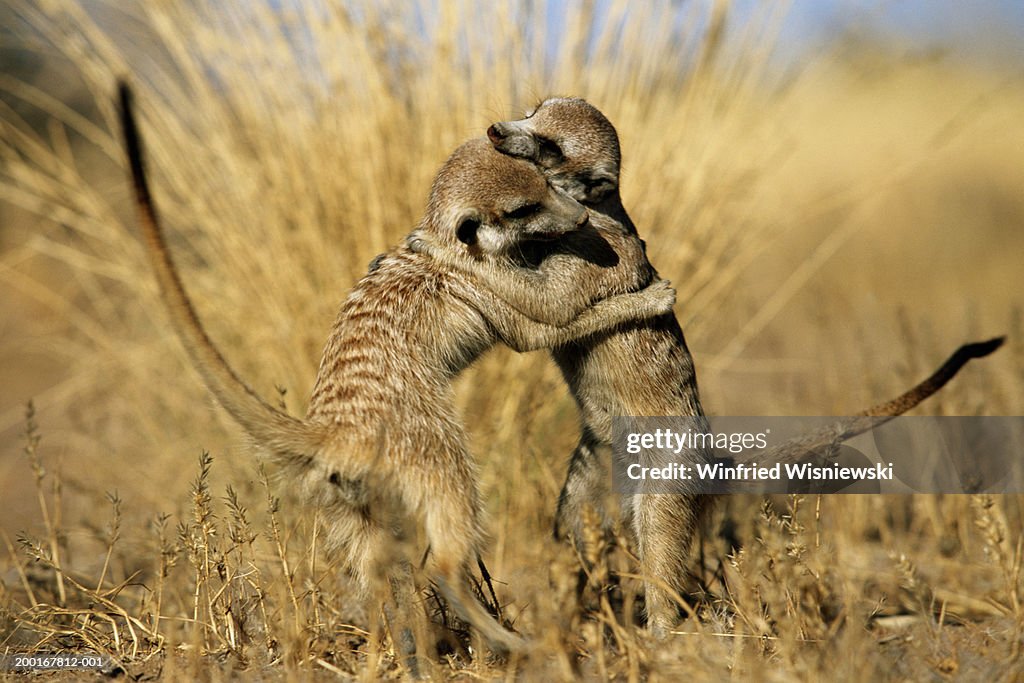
[117, 82, 324, 467]
[750, 336, 1005, 469]
[857, 336, 1005, 418]
[433, 576, 527, 654]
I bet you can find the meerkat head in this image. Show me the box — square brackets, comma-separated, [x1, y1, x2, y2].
[486, 97, 621, 205]
[420, 137, 590, 257]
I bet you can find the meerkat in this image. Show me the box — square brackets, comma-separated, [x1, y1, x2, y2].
[409, 96, 706, 634]
[117, 85, 677, 662]
[412, 96, 1005, 635]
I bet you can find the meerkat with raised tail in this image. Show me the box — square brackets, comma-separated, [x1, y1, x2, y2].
[118, 84, 676, 664]
[412, 95, 1005, 635]
[410, 97, 707, 635]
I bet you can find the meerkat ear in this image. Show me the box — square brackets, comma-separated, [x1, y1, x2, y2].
[535, 136, 565, 167]
[455, 213, 483, 246]
[582, 166, 618, 202]
[550, 167, 617, 204]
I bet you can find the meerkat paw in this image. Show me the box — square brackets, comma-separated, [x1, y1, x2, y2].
[637, 278, 676, 316]
[405, 230, 440, 258]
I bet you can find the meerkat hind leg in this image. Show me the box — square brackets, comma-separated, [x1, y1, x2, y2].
[631, 493, 701, 636]
[418, 458, 527, 655]
[554, 435, 616, 543]
[319, 492, 433, 674]
[383, 567, 433, 679]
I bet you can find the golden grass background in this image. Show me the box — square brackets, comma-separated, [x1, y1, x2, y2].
[1, 1, 1022, 679]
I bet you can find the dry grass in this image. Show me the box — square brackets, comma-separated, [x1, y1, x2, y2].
[1, 0, 1022, 679]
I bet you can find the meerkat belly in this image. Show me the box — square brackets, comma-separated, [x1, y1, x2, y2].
[306, 252, 491, 436]
[555, 315, 705, 441]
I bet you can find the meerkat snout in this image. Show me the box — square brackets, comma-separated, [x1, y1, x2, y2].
[487, 121, 539, 161]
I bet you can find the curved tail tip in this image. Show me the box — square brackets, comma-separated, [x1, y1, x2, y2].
[965, 336, 1006, 359]
[117, 81, 136, 126]
[118, 81, 140, 155]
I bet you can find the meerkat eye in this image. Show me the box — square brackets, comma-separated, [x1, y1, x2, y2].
[506, 203, 540, 219]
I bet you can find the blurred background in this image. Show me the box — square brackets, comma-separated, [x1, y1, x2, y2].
[0, 1, 1021, 677]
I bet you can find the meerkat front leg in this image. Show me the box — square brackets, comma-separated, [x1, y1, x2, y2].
[462, 278, 675, 353]
[408, 229, 597, 327]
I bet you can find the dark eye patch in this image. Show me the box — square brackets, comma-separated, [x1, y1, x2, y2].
[506, 203, 540, 219]
[582, 169, 617, 199]
[536, 136, 565, 165]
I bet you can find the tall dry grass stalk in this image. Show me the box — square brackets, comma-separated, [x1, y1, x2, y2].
[1, 0, 1023, 679]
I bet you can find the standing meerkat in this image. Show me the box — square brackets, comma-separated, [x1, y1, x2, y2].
[117, 85, 677, 662]
[412, 96, 1005, 635]
[411, 96, 708, 635]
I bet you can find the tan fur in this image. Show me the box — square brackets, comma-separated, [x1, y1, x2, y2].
[432, 96, 1004, 635]
[117, 85, 676, 663]
[486, 97, 709, 635]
